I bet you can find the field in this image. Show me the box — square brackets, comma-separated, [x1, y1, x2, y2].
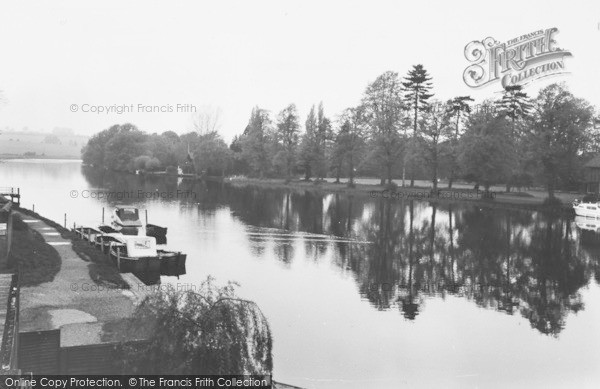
[0, 131, 88, 159]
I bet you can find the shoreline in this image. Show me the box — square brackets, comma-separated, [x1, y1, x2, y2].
[224, 177, 577, 213]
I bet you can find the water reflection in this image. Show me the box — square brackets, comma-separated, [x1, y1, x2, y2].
[77, 167, 600, 337]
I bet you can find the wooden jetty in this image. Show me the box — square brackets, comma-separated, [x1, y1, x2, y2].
[0, 188, 19, 206]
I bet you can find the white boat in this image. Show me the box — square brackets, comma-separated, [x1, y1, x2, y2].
[73, 225, 186, 274]
[573, 196, 600, 217]
[111, 206, 167, 243]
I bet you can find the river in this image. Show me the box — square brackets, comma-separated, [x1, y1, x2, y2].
[1, 159, 599, 388]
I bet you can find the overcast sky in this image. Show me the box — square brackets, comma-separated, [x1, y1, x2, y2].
[0, 0, 599, 142]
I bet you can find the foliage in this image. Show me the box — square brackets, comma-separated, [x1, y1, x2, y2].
[361, 71, 405, 184]
[117, 277, 272, 375]
[273, 104, 300, 180]
[529, 83, 595, 196]
[459, 102, 517, 191]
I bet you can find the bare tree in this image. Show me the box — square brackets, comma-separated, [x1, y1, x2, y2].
[192, 106, 222, 135]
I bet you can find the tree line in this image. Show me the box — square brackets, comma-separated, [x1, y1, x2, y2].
[82, 65, 599, 198]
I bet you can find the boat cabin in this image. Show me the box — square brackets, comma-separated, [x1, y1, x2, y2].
[583, 156, 600, 193]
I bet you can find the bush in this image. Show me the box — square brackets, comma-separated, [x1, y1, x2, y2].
[145, 157, 161, 172]
[165, 166, 178, 175]
[116, 277, 272, 375]
[133, 156, 151, 171]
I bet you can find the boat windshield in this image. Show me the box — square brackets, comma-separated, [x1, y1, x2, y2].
[118, 208, 140, 221]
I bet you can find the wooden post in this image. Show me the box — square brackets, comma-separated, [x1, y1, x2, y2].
[64, 213, 67, 228]
[6, 208, 12, 260]
[32, 204, 35, 212]
[108, 241, 112, 257]
[117, 246, 121, 270]
[145, 209, 148, 225]
[102, 208, 105, 224]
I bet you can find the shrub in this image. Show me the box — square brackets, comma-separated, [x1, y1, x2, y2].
[116, 276, 272, 375]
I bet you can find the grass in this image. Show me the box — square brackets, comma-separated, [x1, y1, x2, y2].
[0, 213, 61, 287]
[14, 207, 129, 289]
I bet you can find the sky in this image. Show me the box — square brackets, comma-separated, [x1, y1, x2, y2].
[0, 0, 599, 142]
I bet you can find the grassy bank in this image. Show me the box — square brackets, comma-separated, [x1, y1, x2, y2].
[0, 212, 61, 286]
[226, 177, 575, 212]
[15, 207, 129, 289]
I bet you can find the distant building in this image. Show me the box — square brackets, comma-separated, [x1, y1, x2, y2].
[583, 156, 600, 193]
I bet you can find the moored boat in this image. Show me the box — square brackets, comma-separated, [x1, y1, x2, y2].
[108, 235, 161, 274]
[111, 206, 168, 243]
[573, 194, 600, 217]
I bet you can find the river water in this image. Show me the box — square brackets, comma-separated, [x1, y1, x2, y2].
[1, 159, 599, 388]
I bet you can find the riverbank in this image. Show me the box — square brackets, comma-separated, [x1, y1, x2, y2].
[16, 206, 129, 288]
[0, 212, 61, 286]
[16, 210, 149, 346]
[226, 177, 579, 212]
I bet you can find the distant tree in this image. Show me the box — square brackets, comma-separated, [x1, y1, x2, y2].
[402, 64, 434, 187]
[530, 83, 595, 198]
[496, 85, 532, 192]
[298, 105, 318, 180]
[229, 135, 248, 176]
[133, 155, 152, 171]
[361, 71, 404, 185]
[273, 104, 300, 182]
[43, 134, 61, 144]
[240, 107, 273, 178]
[333, 107, 366, 187]
[459, 102, 517, 193]
[421, 100, 451, 191]
[445, 96, 473, 188]
[298, 102, 332, 181]
[194, 132, 232, 177]
[82, 124, 130, 167]
[496, 85, 532, 136]
[192, 106, 222, 135]
[315, 103, 332, 180]
[102, 124, 147, 171]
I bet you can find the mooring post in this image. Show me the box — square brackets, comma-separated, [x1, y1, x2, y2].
[32, 204, 35, 213]
[145, 209, 148, 225]
[64, 213, 66, 228]
[102, 207, 105, 224]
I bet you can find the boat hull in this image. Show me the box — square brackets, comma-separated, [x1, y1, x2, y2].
[573, 203, 600, 218]
[110, 250, 161, 274]
[159, 252, 187, 276]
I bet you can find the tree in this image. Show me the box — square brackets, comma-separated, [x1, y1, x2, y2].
[240, 107, 273, 178]
[273, 104, 300, 182]
[315, 103, 332, 180]
[402, 64, 434, 187]
[496, 85, 532, 192]
[333, 107, 366, 187]
[421, 100, 451, 191]
[81, 124, 122, 167]
[117, 277, 272, 375]
[298, 105, 318, 181]
[459, 102, 517, 193]
[192, 106, 222, 135]
[530, 83, 595, 198]
[445, 96, 473, 188]
[298, 103, 332, 181]
[194, 131, 232, 177]
[361, 71, 404, 185]
[43, 134, 61, 144]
